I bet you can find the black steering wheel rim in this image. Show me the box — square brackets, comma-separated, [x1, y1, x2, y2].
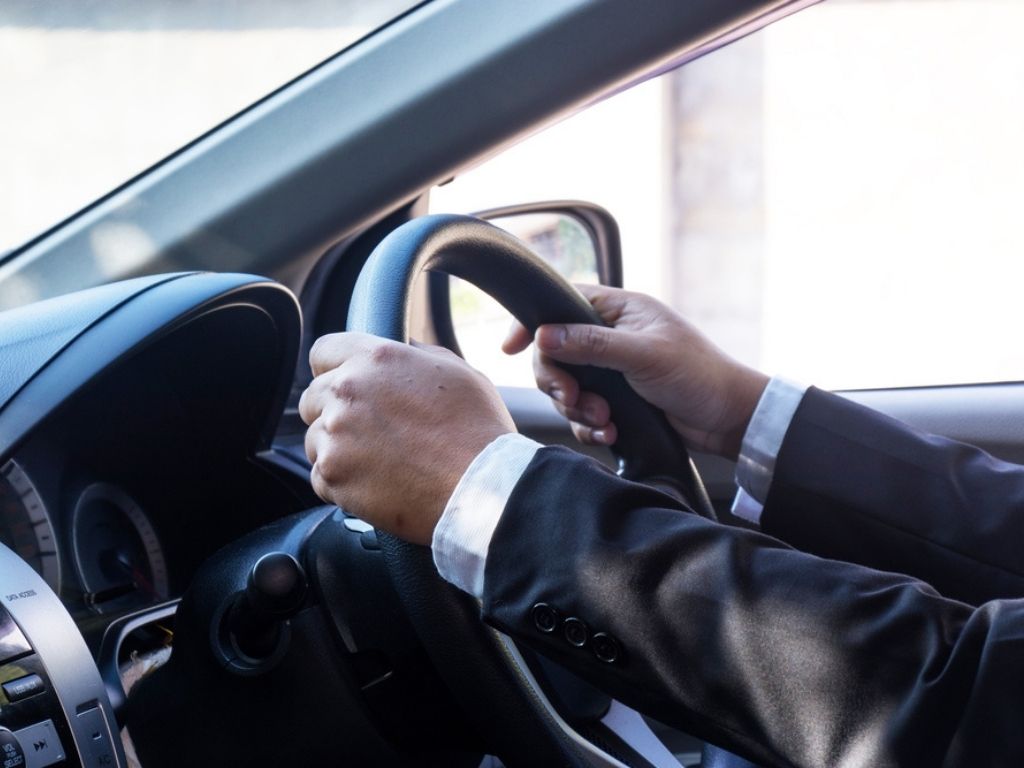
[346, 213, 714, 765]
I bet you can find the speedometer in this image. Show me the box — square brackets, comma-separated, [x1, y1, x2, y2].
[0, 460, 60, 592]
[72, 483, 168, 611]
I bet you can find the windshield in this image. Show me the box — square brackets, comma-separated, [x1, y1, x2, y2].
[0, 0, 419, 256]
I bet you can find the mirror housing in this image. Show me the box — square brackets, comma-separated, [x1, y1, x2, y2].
[475, 200, 623, 288]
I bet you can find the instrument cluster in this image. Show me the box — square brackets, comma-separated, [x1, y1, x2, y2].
[0, 459, 169, 616]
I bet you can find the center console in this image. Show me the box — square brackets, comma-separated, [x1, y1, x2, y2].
[0, 544, 125, 768]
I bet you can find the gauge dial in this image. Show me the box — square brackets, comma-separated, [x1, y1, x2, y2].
[0, 460, 60, 592]
[72, 484, 168, 611]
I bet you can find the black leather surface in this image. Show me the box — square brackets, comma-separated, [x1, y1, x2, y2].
[0, 273, 301, 463]
[0, 274, 182, 408]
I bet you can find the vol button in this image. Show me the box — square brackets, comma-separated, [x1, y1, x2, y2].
[0, 729, 25, 768]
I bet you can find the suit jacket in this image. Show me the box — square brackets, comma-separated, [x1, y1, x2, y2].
[480, 387, 1024, 767]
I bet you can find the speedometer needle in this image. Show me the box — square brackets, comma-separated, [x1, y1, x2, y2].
[115, 552, 157, 598]
[84, 582, 135, 606]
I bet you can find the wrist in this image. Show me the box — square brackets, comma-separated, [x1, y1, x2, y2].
[716, 368, 770, 461]
[431, 425, 516, 528]
[432, 433, 543, 596]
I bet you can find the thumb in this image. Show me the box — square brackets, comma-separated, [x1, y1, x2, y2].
[535, 323, 645, 373]
[501, 320, 533, 355]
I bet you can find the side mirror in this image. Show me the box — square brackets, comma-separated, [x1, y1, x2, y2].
[429, 201, 623, 362]
[475, 200, 623, 288]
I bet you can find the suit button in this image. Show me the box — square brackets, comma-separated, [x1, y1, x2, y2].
[532, 603, 560, 633]
[563, 617, 589, 648]
[592, 632, 621, 664]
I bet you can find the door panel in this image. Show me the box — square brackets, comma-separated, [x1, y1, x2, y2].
[844, 383, 1024, 464]
[503, 382, 1024, 511]
[501, 386, 741, 508]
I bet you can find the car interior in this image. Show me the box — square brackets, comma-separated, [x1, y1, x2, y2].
[1, 0, 1022, 766]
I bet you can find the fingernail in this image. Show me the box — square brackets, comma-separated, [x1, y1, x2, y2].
[549, 386, 564, 403]
[592, 429, 609, 444]
[538, 326, 567, 351]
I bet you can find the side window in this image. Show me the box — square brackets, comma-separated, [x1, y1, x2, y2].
[431, 0, 1024, 391]
[431, 77, 666, 387]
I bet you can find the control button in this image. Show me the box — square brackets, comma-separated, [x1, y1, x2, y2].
[2, 674, 44, 703]
[359, 529, 380, 551]
[75, 706, 114, 768]
[563, 617, 589, 648]
[11, 721, 62, 768]
[592, 632, 621, 664]
[343, 518, 373, 534]
[0, 727, 26, 768]
[531, 603, 559, 634]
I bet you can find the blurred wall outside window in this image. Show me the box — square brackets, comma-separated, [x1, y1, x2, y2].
[433, 0, 1024, 391]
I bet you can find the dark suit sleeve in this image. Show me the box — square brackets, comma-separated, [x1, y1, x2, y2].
[482, 447, 1024, 768]
[760, 387, 1024, 605]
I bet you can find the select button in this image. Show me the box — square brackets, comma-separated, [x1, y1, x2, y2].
[2, 674, 44, 703]
[0, 728, 24, 768]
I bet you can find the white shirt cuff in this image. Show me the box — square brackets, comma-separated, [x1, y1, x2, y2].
[431, 432, 543, 597]
[732, 377, 808, 523]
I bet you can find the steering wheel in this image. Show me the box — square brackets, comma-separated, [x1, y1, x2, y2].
[347, 213, 717, 765]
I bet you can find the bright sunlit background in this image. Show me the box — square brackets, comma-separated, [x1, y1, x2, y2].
[0, 0, 415, 253]
[3, 0, 1023, 391]
[434, 0, 1024, 390]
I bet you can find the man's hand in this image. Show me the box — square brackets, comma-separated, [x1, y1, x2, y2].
[503, 285, 768, 460]
[299, 333, 515, 544]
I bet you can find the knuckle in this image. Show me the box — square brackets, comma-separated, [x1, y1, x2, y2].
[533, 356, 553, 379]
[328, 375, 358, 403]
[321, 409, 346, 436]
[309, 335, 333, 367]
[369, 342, 398, 366]
[577, 325, 609, 356]
[297, 389, 312, 423]
[310, 464, 332, 502]
[303, 428, 318, 464]
[562, 406, 584, 423]
[436, 345, 460, 362]
[314, 447, 345, 486]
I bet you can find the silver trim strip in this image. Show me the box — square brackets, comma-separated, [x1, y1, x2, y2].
[0, 543, 126, 767]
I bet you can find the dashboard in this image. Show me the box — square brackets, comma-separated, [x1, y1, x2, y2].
[0, 461, 167, 615]
[0, 269, 650, 767]
[0, 272, 308, 767]
[0, 275, 308, 627]
[0, 268, 716, 768]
